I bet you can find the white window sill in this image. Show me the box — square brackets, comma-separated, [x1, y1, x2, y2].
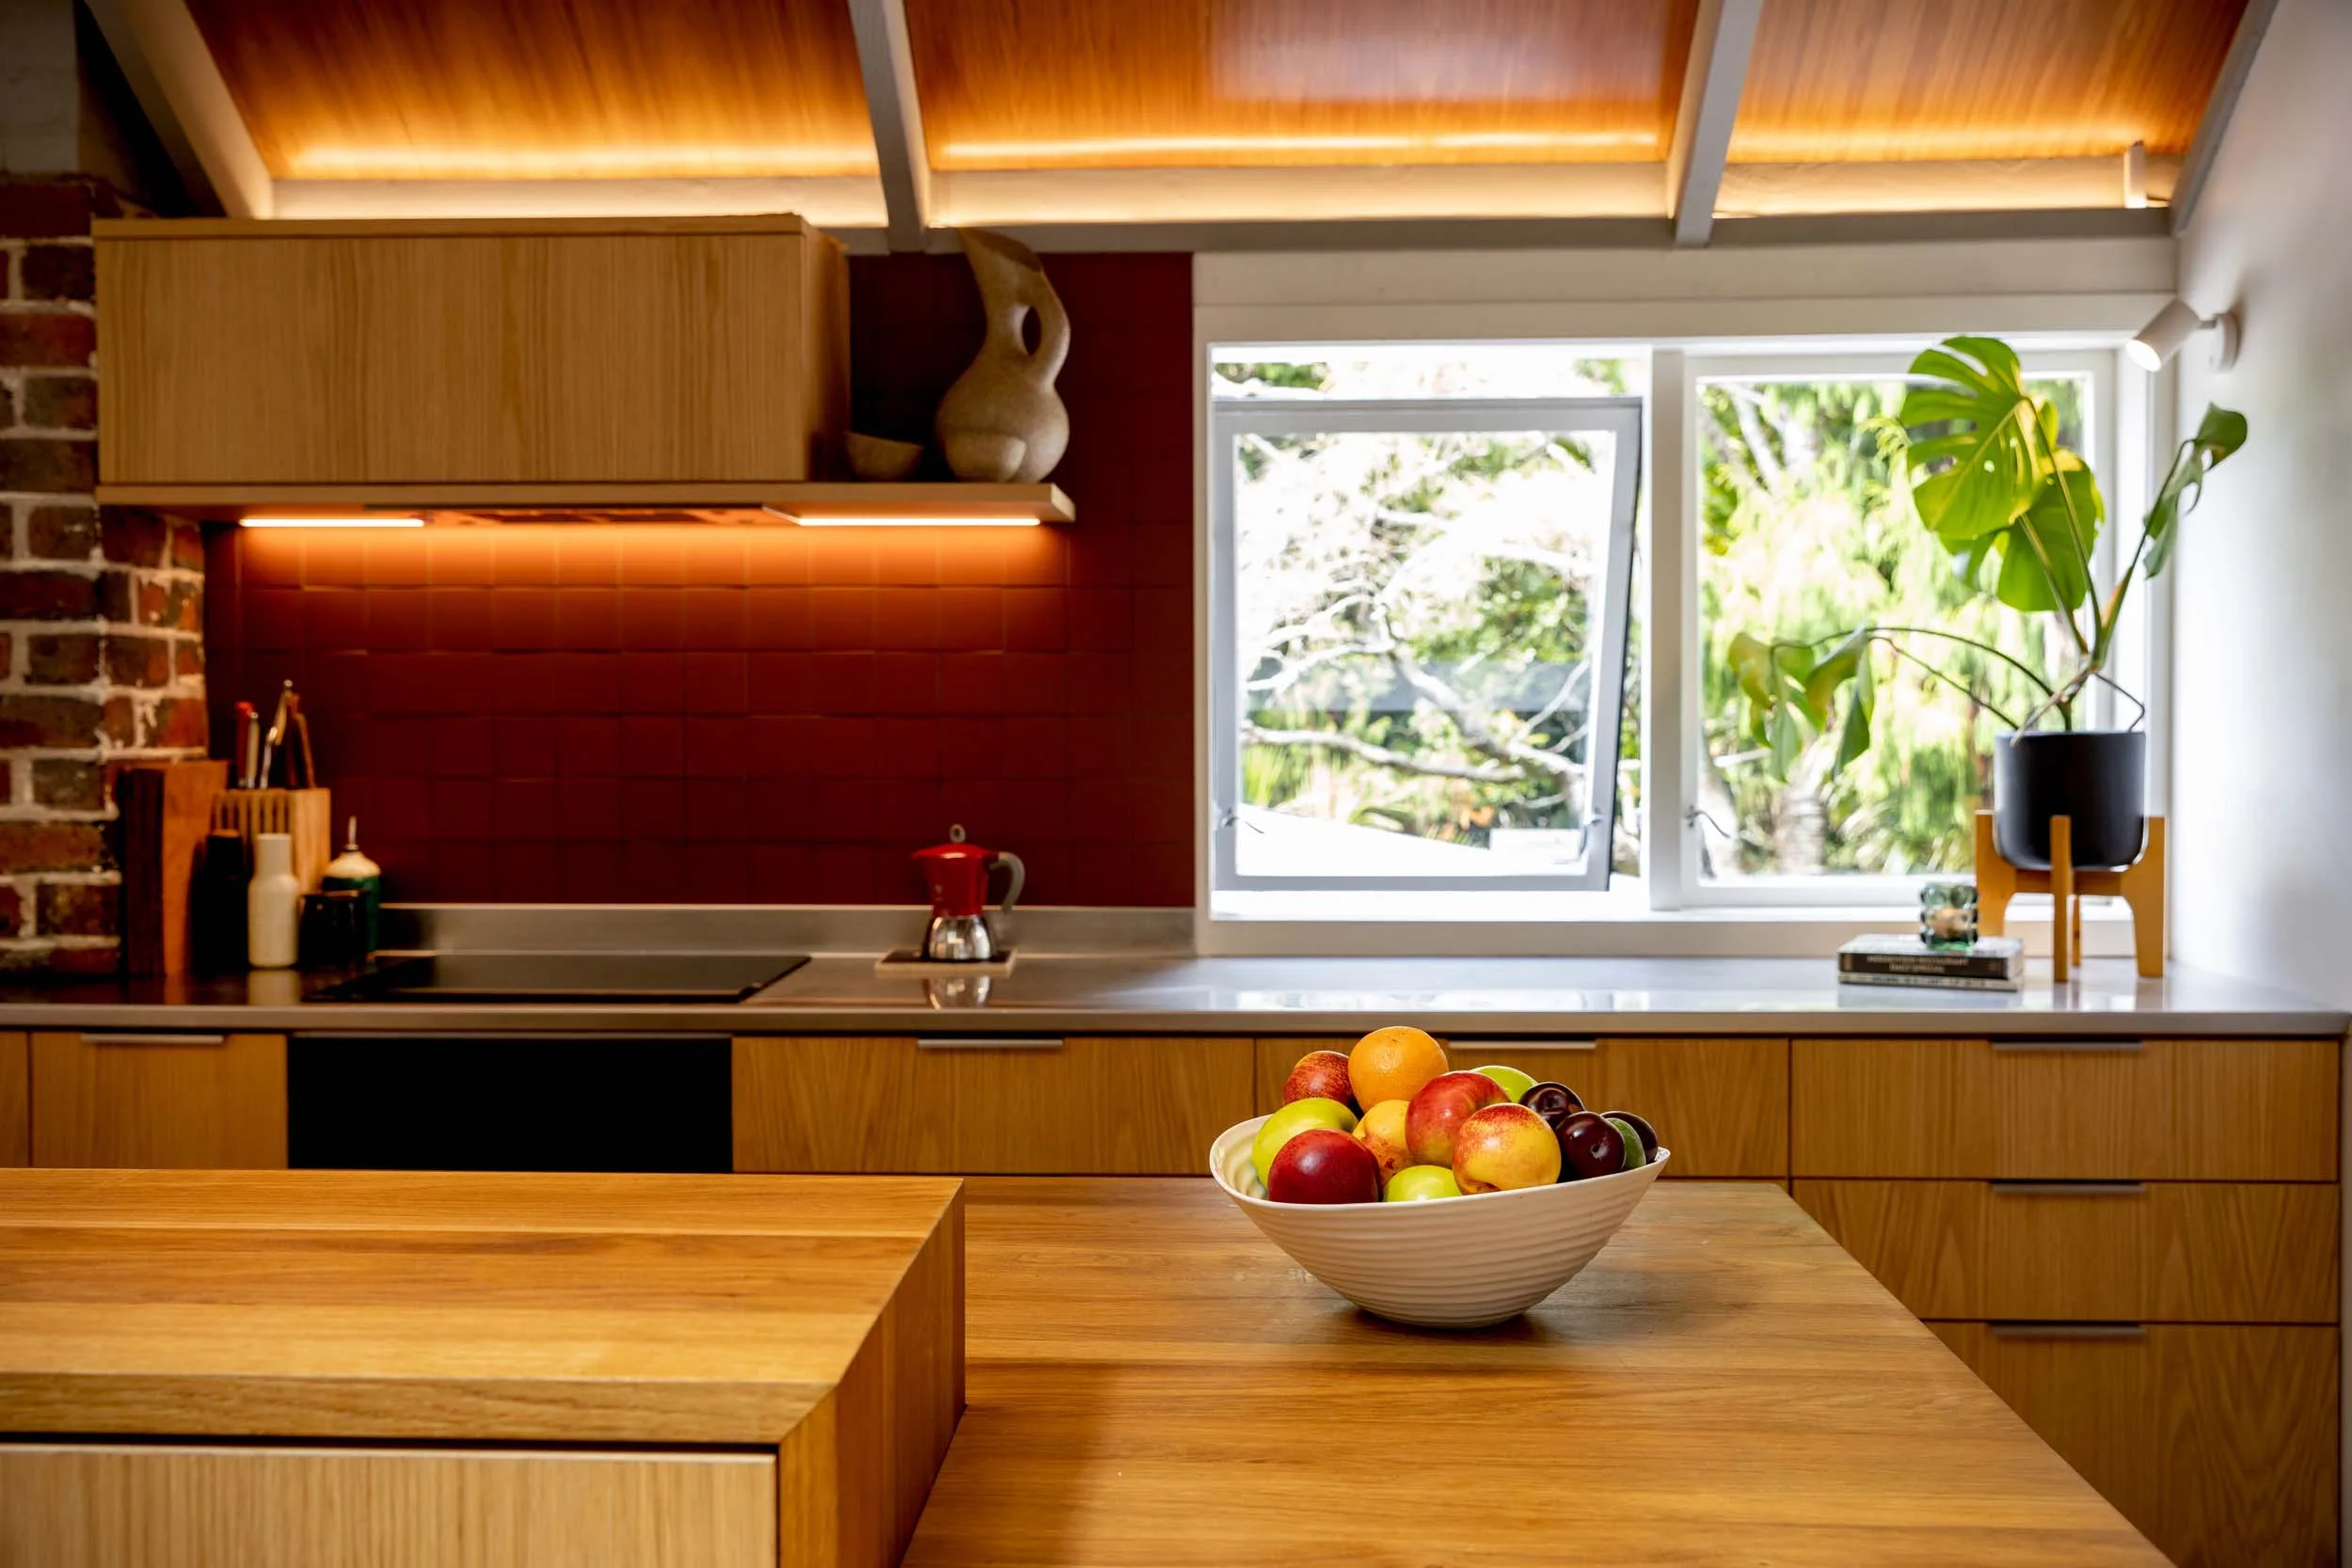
[1204, 884, 2137, 958]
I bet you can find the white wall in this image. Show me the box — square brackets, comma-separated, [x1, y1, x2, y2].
[2172, 0, 2352, 1008]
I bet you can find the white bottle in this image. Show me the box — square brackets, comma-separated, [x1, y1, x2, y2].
[246, 832, 299, 970]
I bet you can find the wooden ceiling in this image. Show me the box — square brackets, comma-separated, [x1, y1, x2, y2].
[902, 0, 1697, 170]
[121, 0, 2260, 234]
[184, 0, 877, 180]
[1730, 0, 2247, 165]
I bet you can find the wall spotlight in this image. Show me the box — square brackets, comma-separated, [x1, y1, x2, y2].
[2127, 298, 2239, 372]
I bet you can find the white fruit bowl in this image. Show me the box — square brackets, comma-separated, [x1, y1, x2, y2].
[1210, 1114, 1670, 1328]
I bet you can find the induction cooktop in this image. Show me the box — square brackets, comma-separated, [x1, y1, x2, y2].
[314, 953, 808, 1004]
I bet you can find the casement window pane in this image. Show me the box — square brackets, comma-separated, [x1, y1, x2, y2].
[1694, 373, 2094, 880]
[1213, 347, 1635, 401]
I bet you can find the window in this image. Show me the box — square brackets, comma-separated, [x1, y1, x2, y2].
[1202, 338, 2147, 922]
[1207, 351, 1643, 893]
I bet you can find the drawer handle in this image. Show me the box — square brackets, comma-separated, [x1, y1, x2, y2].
[1992, 1038, 2144, 1053]
[81, 1032, 229, 1047]
[1991, 1181, 2149, 1197]
[1988, 1322, 2145, 1341]
[916, 1036, 1065, 1052]
[1448, 1039, 1598, 1053]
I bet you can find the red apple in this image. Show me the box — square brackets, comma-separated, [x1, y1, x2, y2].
[1405, 1070, 1508, 1170]
[1282, 1050, 1358, 1109]
[1266, 1128, 1381, 1205]
[1452, 1103, 1564, 1193]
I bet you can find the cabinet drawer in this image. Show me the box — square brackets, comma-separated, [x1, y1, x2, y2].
[1798, 1180, 2339, 1323]
[31, 1032, 287, 1169]
[1257, 1036, 1788, 1178]
[1792, 1037, 2339, 1179]
[1934, 1323, 2338, 1568]
[0, 1442, 773, 1568]
[736, 1035, 1254, 1174]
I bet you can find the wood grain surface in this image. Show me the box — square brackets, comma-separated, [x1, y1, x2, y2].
[1797, 1179, 2340, 1323]
[0, 1169, 963, 1449]
[183, 0, 876, 180]
[1792, 1037, 2339, 1180]
[0, 1032, 24, 1167]
[98, 225, 849, 486]
[905, 0, 1698, 169]
[904, 1179, 2167, 1567]
[736, 1036, 1254, 1175]
[1731, 0, 2249, 163]
[1937, 1322, 2337, 1568]
[30, 1030, 287, 1169]
[1258, 1034, 1788, 1176]
[0, 1443, 777, 1568]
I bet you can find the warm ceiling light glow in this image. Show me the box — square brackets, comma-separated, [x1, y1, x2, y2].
[238, 515, 425, 529]
[1728, 126, 2152, 162]
[288, 145, 876, 179]
[938, 129, 1655, 164]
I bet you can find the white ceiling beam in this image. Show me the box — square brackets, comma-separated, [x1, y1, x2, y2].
[845, 0, 932, 249]
[1664, 0, 1763, 247]
[82, 0, 272, 217]
[2169, 0, 2278, 233]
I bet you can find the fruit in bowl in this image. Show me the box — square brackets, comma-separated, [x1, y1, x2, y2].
[1348, 1026, 1450, 1108]
[1385, 1164, 1462, 1202]
[1281, 1050, 1357, 1109]
[1266, 1129, 1382, 1205]
[1251, 1097, 1357, 1187]
[1353, 1099, 1412, 1185]
[1452, 1103, 1563, 1193]
[1406, 1070, 1507, 1168]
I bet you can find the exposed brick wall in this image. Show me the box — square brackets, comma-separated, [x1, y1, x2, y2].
[202, 252, 1192, 906]
[1, 177, 206, 971]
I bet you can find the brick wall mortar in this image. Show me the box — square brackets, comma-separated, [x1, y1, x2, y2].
[1, 180, 201, 970]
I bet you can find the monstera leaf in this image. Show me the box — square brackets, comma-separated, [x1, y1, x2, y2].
[2144, 404, 2249, 578]
[1899, 337, 2046, 545]
[1989, 455, 2104, 612]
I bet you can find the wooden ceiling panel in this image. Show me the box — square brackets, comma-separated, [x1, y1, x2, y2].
[904, 0, 1700, 169]
[1730, 0, 2249, 165]
[184, 0, 878, 181]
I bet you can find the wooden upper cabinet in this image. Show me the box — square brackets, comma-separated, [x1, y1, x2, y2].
[1792, 1037, 2339, 1180]
[95, 217, 849, 487]
[736, 1035, 1255, 1175]
[30, 1031, 288, 1169]
[1256, 1036, 1788, 1179]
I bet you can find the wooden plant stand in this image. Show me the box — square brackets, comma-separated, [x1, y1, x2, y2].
[1975, 810, 2165, 981]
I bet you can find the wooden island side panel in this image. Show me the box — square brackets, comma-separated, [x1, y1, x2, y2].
[29, 1030, 287, 1169]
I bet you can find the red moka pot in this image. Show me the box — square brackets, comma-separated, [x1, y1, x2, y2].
[913, 826, 1025, 961]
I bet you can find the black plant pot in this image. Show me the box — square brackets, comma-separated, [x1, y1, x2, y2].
[1992, 729, 2147, 871]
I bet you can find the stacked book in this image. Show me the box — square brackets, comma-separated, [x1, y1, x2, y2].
[1836, 934, 2025, 992]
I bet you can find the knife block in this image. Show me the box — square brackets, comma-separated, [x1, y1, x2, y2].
[213, 788, 334, 893]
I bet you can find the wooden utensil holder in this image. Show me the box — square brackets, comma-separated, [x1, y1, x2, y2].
[213, 788, 334, 893]
[1975, 809, 2165, 982]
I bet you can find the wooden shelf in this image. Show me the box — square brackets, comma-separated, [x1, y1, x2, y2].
[94, 482, 1075, 526]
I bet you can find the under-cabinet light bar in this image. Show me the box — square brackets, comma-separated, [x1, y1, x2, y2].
[759, 507, 1040, 528]
[238, 516, 425, 529]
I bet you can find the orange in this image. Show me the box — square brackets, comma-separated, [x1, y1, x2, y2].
[1348, 1026, 1450, 1109]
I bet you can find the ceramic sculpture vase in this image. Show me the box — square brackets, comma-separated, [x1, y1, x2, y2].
[935, 230, 1070, 483]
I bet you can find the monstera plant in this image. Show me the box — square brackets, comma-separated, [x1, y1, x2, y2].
[1728, 335, 2245, 869]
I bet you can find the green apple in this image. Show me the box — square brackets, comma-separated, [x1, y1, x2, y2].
[1474, 1064, 1538, 1105]
[1252, 1098, 1358, 1187]
[1385, 1164, 1463, 1202]
[1604, 1115, 1648, 1170]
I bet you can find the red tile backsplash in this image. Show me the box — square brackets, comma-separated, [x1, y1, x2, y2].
[202, 252, 1196, 906]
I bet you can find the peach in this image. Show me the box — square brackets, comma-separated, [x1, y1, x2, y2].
[1353, 1099, 1411, 1185]
[1453, 1102, 1564, 1193]
[1282, 1050, 1357, 1109]
[1405, 1070, 1507, 1170]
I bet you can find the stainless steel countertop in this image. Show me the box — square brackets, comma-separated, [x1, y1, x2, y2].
[0, 956, 2340, 1037]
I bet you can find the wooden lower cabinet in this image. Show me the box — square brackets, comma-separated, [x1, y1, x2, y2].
[0, 1442, 775, 1568]
[30, 1031, 287, 1168]
[1934, 1323, 2339, 1568]
[735, 1035, 1254, 1174]
[1797, 1179, 2339, 1323]
[1257, 1035, 1788, 1178]
[0, 1031, 25, 1166]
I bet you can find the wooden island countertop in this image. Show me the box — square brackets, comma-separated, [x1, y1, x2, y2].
[914, 1179, 2169, 1568]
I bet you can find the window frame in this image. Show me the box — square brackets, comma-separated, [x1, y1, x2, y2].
[1206, 393, 1645, 894]
[1660, 346, 2127, 908]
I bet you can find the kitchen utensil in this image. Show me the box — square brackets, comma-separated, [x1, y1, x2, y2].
[289, 696, 317, 788]
[914, 825, 1025, 963]
[191, 831, 250, 973]
[260, 681, 293, 787]
[297, 889, 367, 971]
[1210, 1114, 1670, 1328]
[233, 702, 258, 788]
